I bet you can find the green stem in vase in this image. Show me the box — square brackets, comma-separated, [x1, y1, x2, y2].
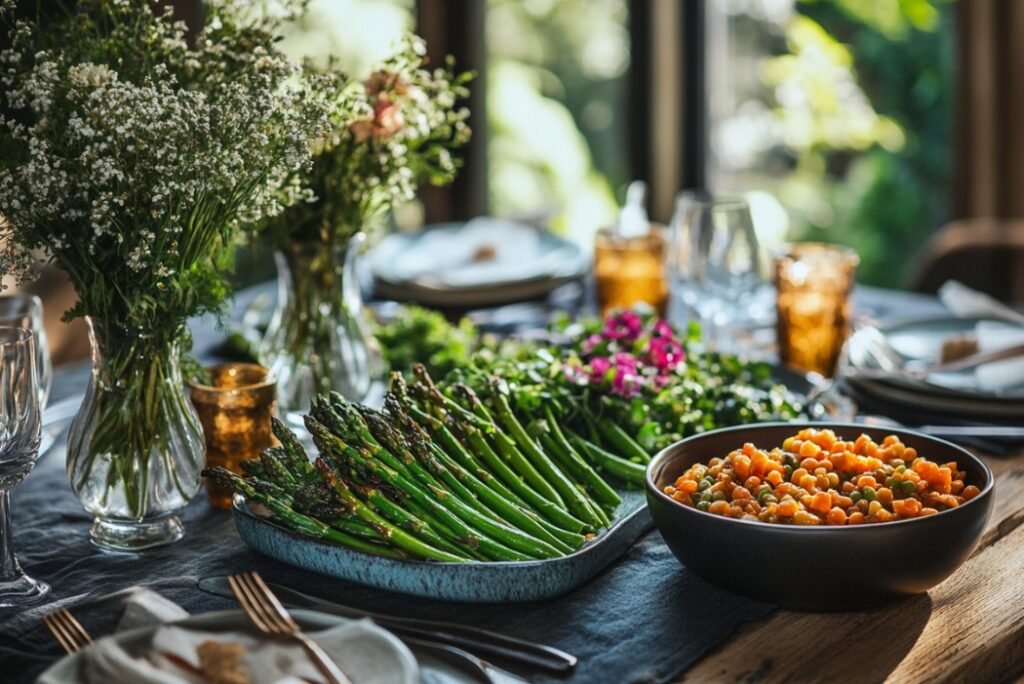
[68, 320, 201, 521]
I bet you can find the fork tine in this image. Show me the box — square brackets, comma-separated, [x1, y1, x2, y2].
[238, 572, 288, 634]
[229, 574, 273, 634]
[43, 612, 79, 654]
[248, 572, 299, 631]
[59, 608, 93, 646]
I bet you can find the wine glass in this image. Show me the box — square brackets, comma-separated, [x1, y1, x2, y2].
[0, 294, 51, 408]
[670, 194, 762, 351]
[0, 326, 47, 607]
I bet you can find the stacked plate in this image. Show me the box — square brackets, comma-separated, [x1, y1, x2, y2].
[368, 219, 589, 309]
[839, 316, 1024, 425]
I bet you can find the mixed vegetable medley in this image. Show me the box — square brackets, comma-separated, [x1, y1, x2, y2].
[665, 428, 981, 525]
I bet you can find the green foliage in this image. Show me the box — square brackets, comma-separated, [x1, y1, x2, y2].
[787, 0, 953, 288]
[375, 305, 479, 380]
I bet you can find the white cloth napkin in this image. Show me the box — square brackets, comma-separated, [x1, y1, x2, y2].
[938, 280, 1024, 391]
[39, 588, 419, 684]
[973, 321, 1024, 392]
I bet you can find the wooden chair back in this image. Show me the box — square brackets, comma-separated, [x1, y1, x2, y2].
[910, 218, 1024, 304]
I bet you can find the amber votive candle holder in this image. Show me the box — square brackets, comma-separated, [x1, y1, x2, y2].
[190, 363, 276, 509]
[775, 243, 859, 377]
[594, 227, 669, 317]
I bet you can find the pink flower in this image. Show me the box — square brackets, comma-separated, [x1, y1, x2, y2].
[589, 356, 612, 382]
[652, 320, 674, 339]
[349, 97, 406, 142]
[581, 333, 604, 355]
[611, 366, 642, 397]
[602, 310, 643, 342]
[611, 351, 640, 374]
[648, 337, 685, 371]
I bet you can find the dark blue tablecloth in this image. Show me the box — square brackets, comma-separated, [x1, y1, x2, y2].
[0, 285, 948, 683]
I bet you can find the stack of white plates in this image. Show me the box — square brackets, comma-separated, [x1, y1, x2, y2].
[839, 316, 1024, 423]
[368, 219, 589, 309]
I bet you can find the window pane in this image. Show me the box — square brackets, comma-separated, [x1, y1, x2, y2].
[706, 0, 954, 288]
[279, 0, 414, 75]
[486, 0, 630, 241]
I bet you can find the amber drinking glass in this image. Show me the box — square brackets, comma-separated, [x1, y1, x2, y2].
[190, 364, 276, 509]
[594, 228, 668, 317]
[775, 243, 859, 377]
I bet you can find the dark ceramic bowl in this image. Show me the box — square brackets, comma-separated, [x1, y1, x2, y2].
[646, 423, 994, 611]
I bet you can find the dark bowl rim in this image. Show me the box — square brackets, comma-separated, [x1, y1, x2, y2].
[646, 421, 995, 532]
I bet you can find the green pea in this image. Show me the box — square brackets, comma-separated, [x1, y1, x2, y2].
[712, 490, 726, 502]
[850, 491, 862, 503]
[862, 486, 877, 501]
[895, 465, 907, 474]
[697, 500, 710, 512]
[899, 480, 917, 495]
[763, 495, 778, 505]
[700, 491, 713, 503]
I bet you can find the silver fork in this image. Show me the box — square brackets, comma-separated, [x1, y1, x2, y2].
[43, 607, 93, 654]
[229, 572, 351, 684]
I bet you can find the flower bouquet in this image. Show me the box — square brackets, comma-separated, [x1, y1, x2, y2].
[259, 35, 471, 422]
[0, 0, 330, 548]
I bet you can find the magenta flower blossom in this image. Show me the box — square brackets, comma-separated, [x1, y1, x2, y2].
[602, 310, 644, 342]
[652, 320, 674, 339]
[572, 310, 689, 397]
[581, 333, 604, 355]
[589, 356, 612, 383]
[648, 337, 685, 371]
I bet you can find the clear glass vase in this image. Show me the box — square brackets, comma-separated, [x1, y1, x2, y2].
[66, 319, 205, 550]
[262, 232, 381, 426]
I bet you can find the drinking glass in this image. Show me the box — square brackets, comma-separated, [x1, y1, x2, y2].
[775, 242, 859, 376]
[190, 364, 277, 510]
[0, 326, 47, 607]
[594, 229, 668, 317]
[669, 194, 762, 350]
[0, 294, 51, 408]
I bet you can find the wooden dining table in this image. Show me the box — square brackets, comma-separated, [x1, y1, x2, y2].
[678, 442, 1024, 683]
[5, 283, 1024, 684]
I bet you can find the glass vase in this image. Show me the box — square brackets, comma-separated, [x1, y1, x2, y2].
[66, 319, 205, 550]
[262, 232, 381, 426]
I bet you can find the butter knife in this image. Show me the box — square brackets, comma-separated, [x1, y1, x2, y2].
[198, 577, 577, 673]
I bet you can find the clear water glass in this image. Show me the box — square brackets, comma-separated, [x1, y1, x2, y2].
[0, 294, 51, 409]
[0, 326, 47, 607]
[669, 193, 762, 350]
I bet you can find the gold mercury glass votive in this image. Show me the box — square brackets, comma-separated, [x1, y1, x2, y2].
[594, 228, 669, 318]
[775, 243, 859, 377]
[190, 363, 277, 510]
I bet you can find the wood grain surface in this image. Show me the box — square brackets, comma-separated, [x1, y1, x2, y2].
[678, 449, 1024, 684]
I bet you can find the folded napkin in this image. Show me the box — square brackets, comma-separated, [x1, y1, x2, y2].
[937, 280, 1024, 392]
[38, 588, 419, 684]
[973, 321, 1024, 392]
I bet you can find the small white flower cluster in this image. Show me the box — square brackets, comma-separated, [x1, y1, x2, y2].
[0, 0, 329, 324]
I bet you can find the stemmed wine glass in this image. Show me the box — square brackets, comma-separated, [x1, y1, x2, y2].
[0, 294, 51, 409]
[669, 194, 762, 351]
[0, 326, 47, 607]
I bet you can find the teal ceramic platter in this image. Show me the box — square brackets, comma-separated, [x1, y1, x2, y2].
[232, 489, 652, 603]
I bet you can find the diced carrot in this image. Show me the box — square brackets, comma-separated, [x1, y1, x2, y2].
[810, 492, 832, 514]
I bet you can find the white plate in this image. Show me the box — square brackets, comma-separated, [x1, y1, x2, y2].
[369, 221, 588, 308]
[37, 608, 475, 684]
[841, 316, 1024, 401]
